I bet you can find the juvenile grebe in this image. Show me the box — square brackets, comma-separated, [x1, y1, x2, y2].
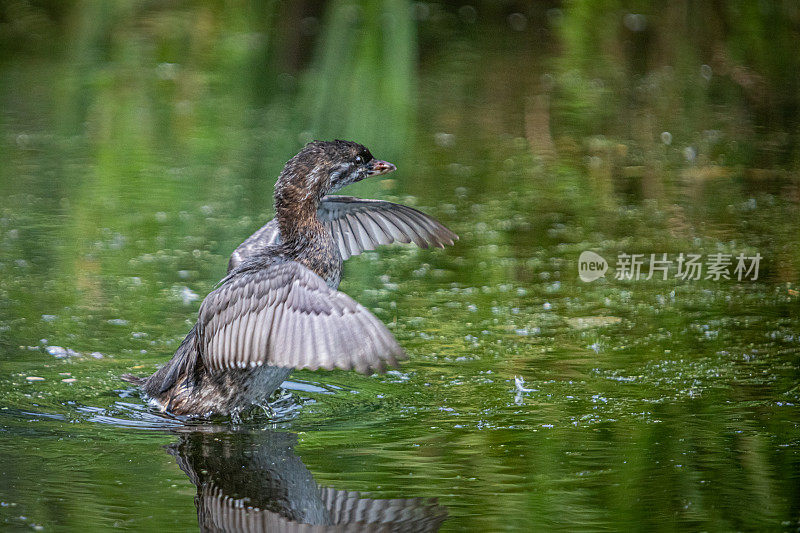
[123, 140, 457, 416]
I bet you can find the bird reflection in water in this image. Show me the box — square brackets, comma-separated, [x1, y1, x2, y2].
[168, 428, 448, 532]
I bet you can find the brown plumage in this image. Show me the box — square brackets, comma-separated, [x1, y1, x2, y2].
[123, 140, 458, 417]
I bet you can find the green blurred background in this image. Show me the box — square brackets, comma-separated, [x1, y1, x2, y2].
[0, 1, 799, 531]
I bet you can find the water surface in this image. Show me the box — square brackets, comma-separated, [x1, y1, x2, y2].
[1, 2, 799, 531]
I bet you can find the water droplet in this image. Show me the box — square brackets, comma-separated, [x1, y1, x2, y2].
[434, 132, 455, 148]
[458, 5, 477, 24]
[46, 346, 68, 358]
[546, 8, 563, 27]
[411, 2, 430, 21]
[177, 286, 199, 305]
[507, 12, 527, 32]
[156, 62, 179, 80]
[623, 13, 647, 32]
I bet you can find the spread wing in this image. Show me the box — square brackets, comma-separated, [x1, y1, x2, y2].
[319, 196, 458, 260]
[228, 219, 280, 272]
[198, 260, 405, 374]
[228, 196, 458, 271]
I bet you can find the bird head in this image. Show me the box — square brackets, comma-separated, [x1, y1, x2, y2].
[276, 140, 396, 200]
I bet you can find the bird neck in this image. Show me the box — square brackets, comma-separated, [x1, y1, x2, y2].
[274, 181, 325, 246]
[274, 180, 340, 287]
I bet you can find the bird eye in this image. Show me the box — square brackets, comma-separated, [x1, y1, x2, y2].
[355, 156, 363, 164]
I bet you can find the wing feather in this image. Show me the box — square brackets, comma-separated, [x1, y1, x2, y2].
[199, 260, 405, 373]
[345, 213, 373, 252]
[382, 210, 426, 248]
[371, 211, 412, 244]
[227, 219, 281, 272]
[357, 212, 393, 245]
[228, 196, 457, 270]
[338, 217, 359, 259]
[251, 307, 267, 366]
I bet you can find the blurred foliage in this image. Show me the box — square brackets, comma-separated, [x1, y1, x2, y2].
[553, 0, 800, 169]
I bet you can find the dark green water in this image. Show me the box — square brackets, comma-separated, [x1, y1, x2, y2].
[1, 2, 799, 531]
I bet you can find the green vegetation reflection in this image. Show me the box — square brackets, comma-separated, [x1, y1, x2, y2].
[0, 1, 798, 531]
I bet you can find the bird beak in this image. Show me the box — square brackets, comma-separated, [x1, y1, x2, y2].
[367, 159, 396, 176]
